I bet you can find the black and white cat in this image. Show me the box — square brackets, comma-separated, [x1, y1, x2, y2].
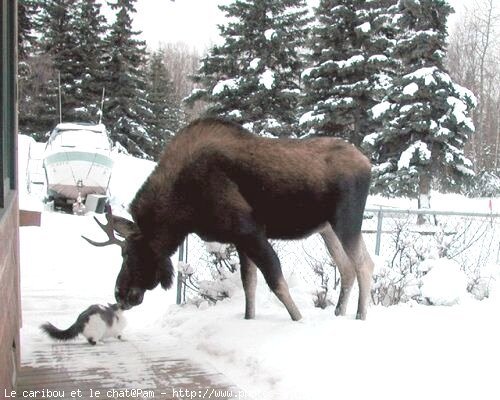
[40, 303, 127, 345]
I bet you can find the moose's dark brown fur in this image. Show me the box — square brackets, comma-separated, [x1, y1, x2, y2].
[90, 118, 374, 321]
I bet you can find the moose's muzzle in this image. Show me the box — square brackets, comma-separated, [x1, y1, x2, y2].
[115, 286, 145, 309]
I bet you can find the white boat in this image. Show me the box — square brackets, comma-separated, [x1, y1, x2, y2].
[43, 122, 114, 204]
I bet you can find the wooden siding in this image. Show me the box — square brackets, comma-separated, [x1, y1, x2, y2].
[0, 193, 21, 393]
[1, 0, 21, 393]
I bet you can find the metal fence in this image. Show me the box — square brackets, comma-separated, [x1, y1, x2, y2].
[364, 207, 499, 271]
[175, 207, 500, 303]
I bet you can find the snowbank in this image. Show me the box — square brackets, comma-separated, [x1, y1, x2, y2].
[156, 291, 500, 400]
[420, 258, 469, 305]
[18, 134, 44, 211]
[108, 152, 156, 213]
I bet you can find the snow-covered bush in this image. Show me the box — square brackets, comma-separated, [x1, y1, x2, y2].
[371, 219, 433, 306]
[371, 261, 421, 306]
[420, 258, 468, 305]
[197, 269, 241, 302]
[467, 263, 500, 300]
[205, 242, 233, 261]
[310, 261, 336, 309]
[371, 216, 486, 306]
[181, 241, 240, 304]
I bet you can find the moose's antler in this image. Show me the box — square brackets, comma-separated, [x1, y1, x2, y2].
[82, 204, 125, 248]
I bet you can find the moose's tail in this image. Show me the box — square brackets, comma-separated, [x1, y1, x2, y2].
[40, 321, 81, 341]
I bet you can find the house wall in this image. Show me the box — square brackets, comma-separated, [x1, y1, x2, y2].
[0, 194, 21, 391]
[0, 0, 21, 392]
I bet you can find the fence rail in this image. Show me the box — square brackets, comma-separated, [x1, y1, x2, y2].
[365, 207, 500, 217]
[364, 207, 500, 256]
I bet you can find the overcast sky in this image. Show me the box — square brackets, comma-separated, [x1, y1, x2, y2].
[116, 0, 470, 53]
[132, 0, 230, 51]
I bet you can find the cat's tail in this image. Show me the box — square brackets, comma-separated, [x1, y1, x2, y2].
[40, 321, 81, 341]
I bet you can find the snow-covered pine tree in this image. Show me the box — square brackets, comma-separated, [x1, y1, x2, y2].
[145, 50, 185, 160]
[18, 0, 45, 137]
[104, 0, 153, 159]
[71, 0, 108, 122]
[185, 0, 311, 137]
[363, 0, 476, 204]
[19, 0, 108, 135]
[18, 0, 39, 61]
[29, 0, 80, 132]
[300, 0, 397, 145]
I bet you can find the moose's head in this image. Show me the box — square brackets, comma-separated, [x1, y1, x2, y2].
[82, 205, 174, 309]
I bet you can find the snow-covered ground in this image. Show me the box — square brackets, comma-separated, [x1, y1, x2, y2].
[18, 136, 500, 400]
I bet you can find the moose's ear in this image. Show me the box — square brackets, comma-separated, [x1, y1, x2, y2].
[111, 216, 137, 239]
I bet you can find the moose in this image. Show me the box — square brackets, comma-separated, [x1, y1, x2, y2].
[84, 118, 374, 321]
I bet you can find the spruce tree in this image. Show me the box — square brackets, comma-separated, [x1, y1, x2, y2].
[363, 0, 476, 203]
[72, 0, 108, 122]
[104, 0, 153, 158]
[38, 0, 81, 123]
[186, 0, 310, 137]
[18, 0, 44, 136]
[300, 0, 397, 144]
[18, 0, 39, 61]
[20, 0, 79, 135]
[18, 0, 109, 135]
[145, 50, 185, 160]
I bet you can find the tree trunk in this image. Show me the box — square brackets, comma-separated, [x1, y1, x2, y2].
[417, 170, 431, 225]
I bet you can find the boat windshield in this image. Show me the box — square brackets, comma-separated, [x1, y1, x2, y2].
[49, 130, 111, 150]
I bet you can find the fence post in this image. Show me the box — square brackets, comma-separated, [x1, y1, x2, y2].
[176, 238, 186, 305]
[497, 241, 499, 264]
[375, 207, 383, 256]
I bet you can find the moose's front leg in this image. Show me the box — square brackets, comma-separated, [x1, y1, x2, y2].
[237, 249, 257, 319]
[238, 233, 302, 321]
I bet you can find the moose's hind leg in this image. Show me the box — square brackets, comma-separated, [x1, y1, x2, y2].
[321, 225, 374, 320]
[237, 249, 257, 319]
[350, 235, 374, 320]
[320, 225, 356, 317]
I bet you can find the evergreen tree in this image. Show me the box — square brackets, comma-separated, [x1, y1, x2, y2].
[19, 0, 79, 135]
[300, 0, 397, 144]
[18, 0, 45, 136]
[72, 0, 108, 122]
[104, 0, 153, 158]
[363, 0, 476, 203]
[145, 50, 185, 160]
[38, 0, 81, 123]
[18, 0, 39, 61]
[186, 0, 311, 137]
[18, 0, 108, 136]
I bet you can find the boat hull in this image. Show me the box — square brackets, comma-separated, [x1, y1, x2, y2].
[44, 150, 113, 201]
